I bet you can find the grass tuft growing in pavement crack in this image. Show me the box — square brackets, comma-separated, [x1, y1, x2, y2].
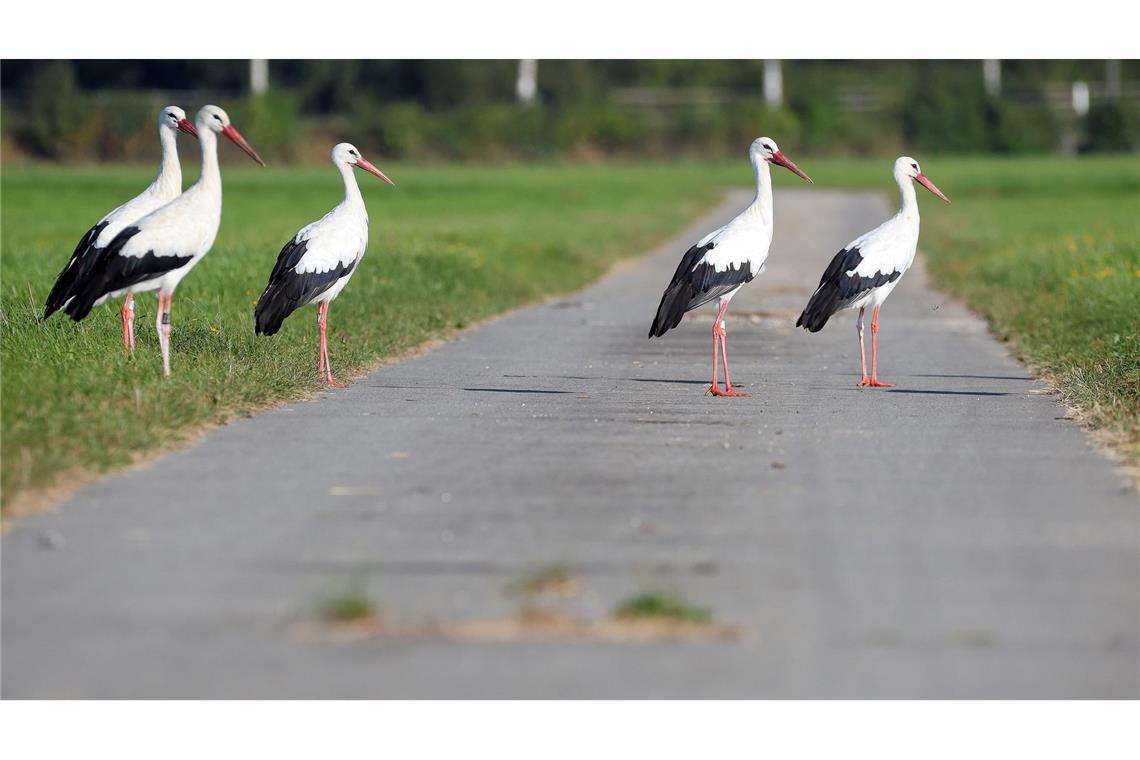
[320, 590, 375, 623]
[613, 591, 711, 624]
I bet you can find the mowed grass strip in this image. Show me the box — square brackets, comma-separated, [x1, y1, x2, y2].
[1, 160, 754, 509]
[820, 155, 1140, 463]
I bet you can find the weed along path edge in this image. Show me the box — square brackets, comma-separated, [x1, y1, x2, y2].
[3, 189, 1137, 698]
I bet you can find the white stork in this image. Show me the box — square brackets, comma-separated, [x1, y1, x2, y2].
[253, 142, 394, 387]
[796, 156, 950, 387]
[648, 137, 812, 396]
[43, 106, 197, 350]
[64, 105, 265, 376]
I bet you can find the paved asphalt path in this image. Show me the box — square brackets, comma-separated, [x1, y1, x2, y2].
[4, 189, 1137, 698]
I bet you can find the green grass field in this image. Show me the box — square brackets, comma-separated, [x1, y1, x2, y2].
[923, 158, 1139, 463]
[2, 155, 1137, 509]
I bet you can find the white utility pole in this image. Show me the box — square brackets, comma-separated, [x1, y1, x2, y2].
[1072, 81, 1090, 116]
[516, 59, 538, 106]
[250, 59, 269, 95]
[763, 60, 783, 107]
[983, 59, 1001, 97]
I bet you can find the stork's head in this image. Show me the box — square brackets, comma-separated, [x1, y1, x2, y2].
[896, 156, 950, 203]
[333, 142, 395, 186]
[751, 137, 813, 183]
[160, 106, 197, 137]
[196, 105, 266, 166]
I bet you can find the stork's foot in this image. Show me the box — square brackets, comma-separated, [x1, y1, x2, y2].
[322, 377, 349, 389]
[859, 377, 894, 388]
[708, 385, 749, 397]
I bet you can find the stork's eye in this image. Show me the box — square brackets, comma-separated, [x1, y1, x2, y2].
[912, 163, 918, 171]
[214, 114, 223, 122]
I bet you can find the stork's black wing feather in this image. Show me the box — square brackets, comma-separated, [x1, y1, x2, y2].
[796, 246, 901, 332]
[647, 241, 755, 339]
[63, 227, 193, 321]
[254, 237, 356, 336]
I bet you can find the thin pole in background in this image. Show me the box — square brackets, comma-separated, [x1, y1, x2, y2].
[983, 59, 1001, 97]
[250, 59, 269, 96]
[763, 60, 783, 107]
[516, 59, 538, 106]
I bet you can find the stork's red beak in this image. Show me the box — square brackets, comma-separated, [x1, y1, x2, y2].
[221, 124, 266, 166]
[772, 151, 813, 184]
[177, 118, 198, 137]
[354, 156, 395, 186]
[915, 173, 950, 203]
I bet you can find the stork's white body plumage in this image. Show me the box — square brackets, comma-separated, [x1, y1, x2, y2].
[648, 137, 812, 396]
[835, 208, 921, 311]
[289, 183, 371, 305]
[43, 106, 197, 347]
[65, 105, 265, 375]
[254, 142, 394, 387]
[797, 156, 950, 386]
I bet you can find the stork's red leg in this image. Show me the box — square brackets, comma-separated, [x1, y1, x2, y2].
[718, 325, 749, 397]
[856, 307, 870, 386]
[319, 302, 347, 388]
[867, 305, 894, 387]
[126, 294, 136, 353]
[121, 294, 135, 353]
[156, 293, 172, 377]
[706, 326, 721, 396]
[316, 304, 327, 379]
[707, 300, 746, 397]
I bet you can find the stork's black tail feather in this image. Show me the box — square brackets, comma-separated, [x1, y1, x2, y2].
[796, 282, 841, 333]
[43, 222, 108, 320]
[253, 287, 299, 337]
[648, 278, 698, 339]
[797, 245, 870, 333]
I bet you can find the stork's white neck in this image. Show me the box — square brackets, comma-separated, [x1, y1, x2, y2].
[747, 152, 774, 228]
[194, 128, 222, 195]
[895, 167, 920, 221]
[150, 126, 182, 195]
[337, 160, 366, 213]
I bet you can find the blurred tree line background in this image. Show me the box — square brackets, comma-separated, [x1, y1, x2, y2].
[2, 59, 1137, 163]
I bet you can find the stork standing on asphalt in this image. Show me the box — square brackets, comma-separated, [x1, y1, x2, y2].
[648, 137, 812, 396]
[43, 106, 198, 351]
[64, 105, 265, 376]
[796, 156, 950, 387]
[253, 143, 394, 387]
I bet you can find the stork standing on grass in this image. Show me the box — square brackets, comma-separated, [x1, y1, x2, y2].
[253, 143, 395, 388]
[796, 156, 950, 387]
[43, 106, 198, 350]
[64, 105, 265, 376]
[648, 137, 812, 396]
